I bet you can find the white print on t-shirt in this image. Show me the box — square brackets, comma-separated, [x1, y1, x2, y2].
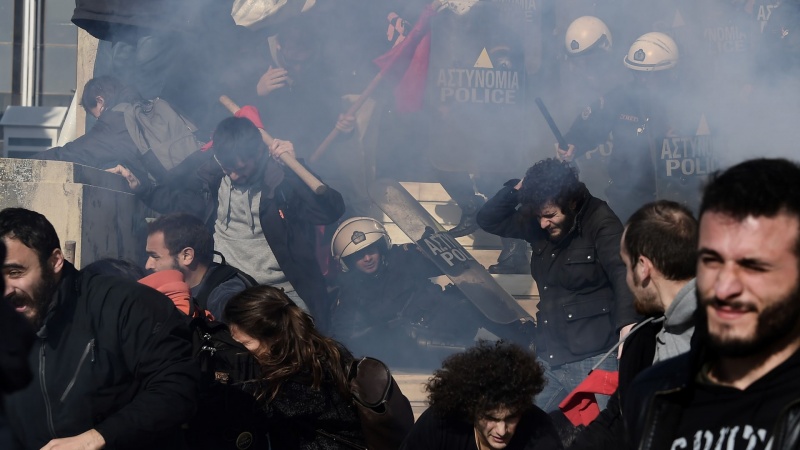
[670, 426, 773, 450]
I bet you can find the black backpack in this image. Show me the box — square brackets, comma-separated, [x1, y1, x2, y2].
[192, 261, 257, 313]
[185, 303, 268, 450]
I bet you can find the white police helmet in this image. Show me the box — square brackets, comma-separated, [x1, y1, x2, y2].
[624, 32, 679, 71]
[565, 16, 613, 55]
[331, 217, 391, 272]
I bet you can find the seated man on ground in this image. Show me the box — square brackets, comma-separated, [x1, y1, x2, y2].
[401, 341, 563, 450]
[331, 217, 533, 367]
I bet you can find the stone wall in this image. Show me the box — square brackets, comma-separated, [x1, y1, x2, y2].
[0, 158, 149, 267]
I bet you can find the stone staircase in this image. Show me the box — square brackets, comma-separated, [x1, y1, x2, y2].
[382, 181, 540, 419]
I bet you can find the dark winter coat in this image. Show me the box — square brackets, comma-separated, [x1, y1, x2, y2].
[33, 110, 152, 189]
[331, 244, 442, 363]
[3, 262, 199, 450]
[563, 84, 670, 206]
[567, 317, 661, 450]
[139, 153, 345, 327]
[400, 407, 563, 450]
[0, 298, 34, 394]
[262, 369, 365, 450]
[477, 183, 637, 366]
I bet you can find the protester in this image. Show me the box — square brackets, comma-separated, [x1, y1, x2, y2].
[139, 116, 345, 328]
[625, 158, 800, 450]
[477, 158, 637, 411]
[567, 200, 697, 449]
[224, 285, 365, 449]
[400, 341, 562, 450]
[145, 212, 255, 320]
[0, 207, 198, 450]
[33, 76, 151, 189]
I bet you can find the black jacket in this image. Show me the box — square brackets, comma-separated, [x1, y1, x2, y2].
[34, 110, 152, 190]
[624, 348, 800, 450]
[568, 318, 661, 450]
[563, 85, 670, 201]
[263, 370, 365, 450]
[3, 263, 199, 450]
[477, 183, 637, 366]
[140, 153, 345, 327]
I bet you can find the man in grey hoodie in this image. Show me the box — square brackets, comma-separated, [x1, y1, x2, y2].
[566, 200, 697, 449]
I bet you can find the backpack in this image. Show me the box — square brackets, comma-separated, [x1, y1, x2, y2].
[193, 262, 257, 312]
[113, 98, 202, 182]
[317, 357, 415, 450]
[186, 304, 269, 450]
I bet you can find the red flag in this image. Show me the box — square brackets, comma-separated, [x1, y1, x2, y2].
[558, 369, 619, 426]
[373, 3, 437, 113]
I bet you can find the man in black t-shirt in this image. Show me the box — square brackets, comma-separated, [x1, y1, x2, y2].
[625, 158, 800, 450]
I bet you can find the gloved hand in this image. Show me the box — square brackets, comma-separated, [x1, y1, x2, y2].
[234, 105, 265, 129]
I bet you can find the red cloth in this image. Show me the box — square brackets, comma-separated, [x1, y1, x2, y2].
[373, 4, 436, 113]
[558, 369, 619, 426]
[139, 270, 214, 320]
[202, 105, 265, 152]
[234, 105, 265, 129]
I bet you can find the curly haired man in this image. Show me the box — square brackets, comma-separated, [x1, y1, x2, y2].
[477, 159, 637, 411]
[400, 341, 562, 450]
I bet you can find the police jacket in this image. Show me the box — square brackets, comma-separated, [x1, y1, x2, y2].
[3, 262, 199, 450]
[623, 349, 800, 450]
[140, 153, 345, 328]
[477, 182, 637, 366]
[564, 85, 670, 199]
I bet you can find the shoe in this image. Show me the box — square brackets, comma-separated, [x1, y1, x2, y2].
[488, 239, 529, 274]
[448, 196, 486, 238]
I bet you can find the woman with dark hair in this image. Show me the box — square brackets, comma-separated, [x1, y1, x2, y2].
[401, 341, 562, 450]
[224, 285, 365, 450]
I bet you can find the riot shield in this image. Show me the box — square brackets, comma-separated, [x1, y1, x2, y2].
[425, 1, 537, 173]
[369, 178, 533, 325]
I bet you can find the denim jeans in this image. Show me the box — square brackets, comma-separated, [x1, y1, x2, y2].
[534, 353, 618, 412]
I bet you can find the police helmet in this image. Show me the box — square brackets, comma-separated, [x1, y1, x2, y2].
[331, 217, 391, 272]
[565, 16, 613, 55]
[624, 32, 679, 71]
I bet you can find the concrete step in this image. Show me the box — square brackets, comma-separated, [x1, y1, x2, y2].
[393, 371, 431, 420]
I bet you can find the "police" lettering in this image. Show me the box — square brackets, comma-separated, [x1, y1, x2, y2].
[423, 232, 476, 267]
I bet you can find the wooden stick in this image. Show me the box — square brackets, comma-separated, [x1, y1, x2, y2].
[308, 72, 384, 163]
[219, 95, 327, 195]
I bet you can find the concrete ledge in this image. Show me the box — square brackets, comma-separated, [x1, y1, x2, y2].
[0, 158, 129, 191]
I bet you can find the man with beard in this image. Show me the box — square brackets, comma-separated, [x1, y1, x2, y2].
[568, 200, 697, 449]
[625, 158, 800, 450]
[0, 208, 199, 450]
[145, 212, 255, 320]
[477, 158, 637, 411]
